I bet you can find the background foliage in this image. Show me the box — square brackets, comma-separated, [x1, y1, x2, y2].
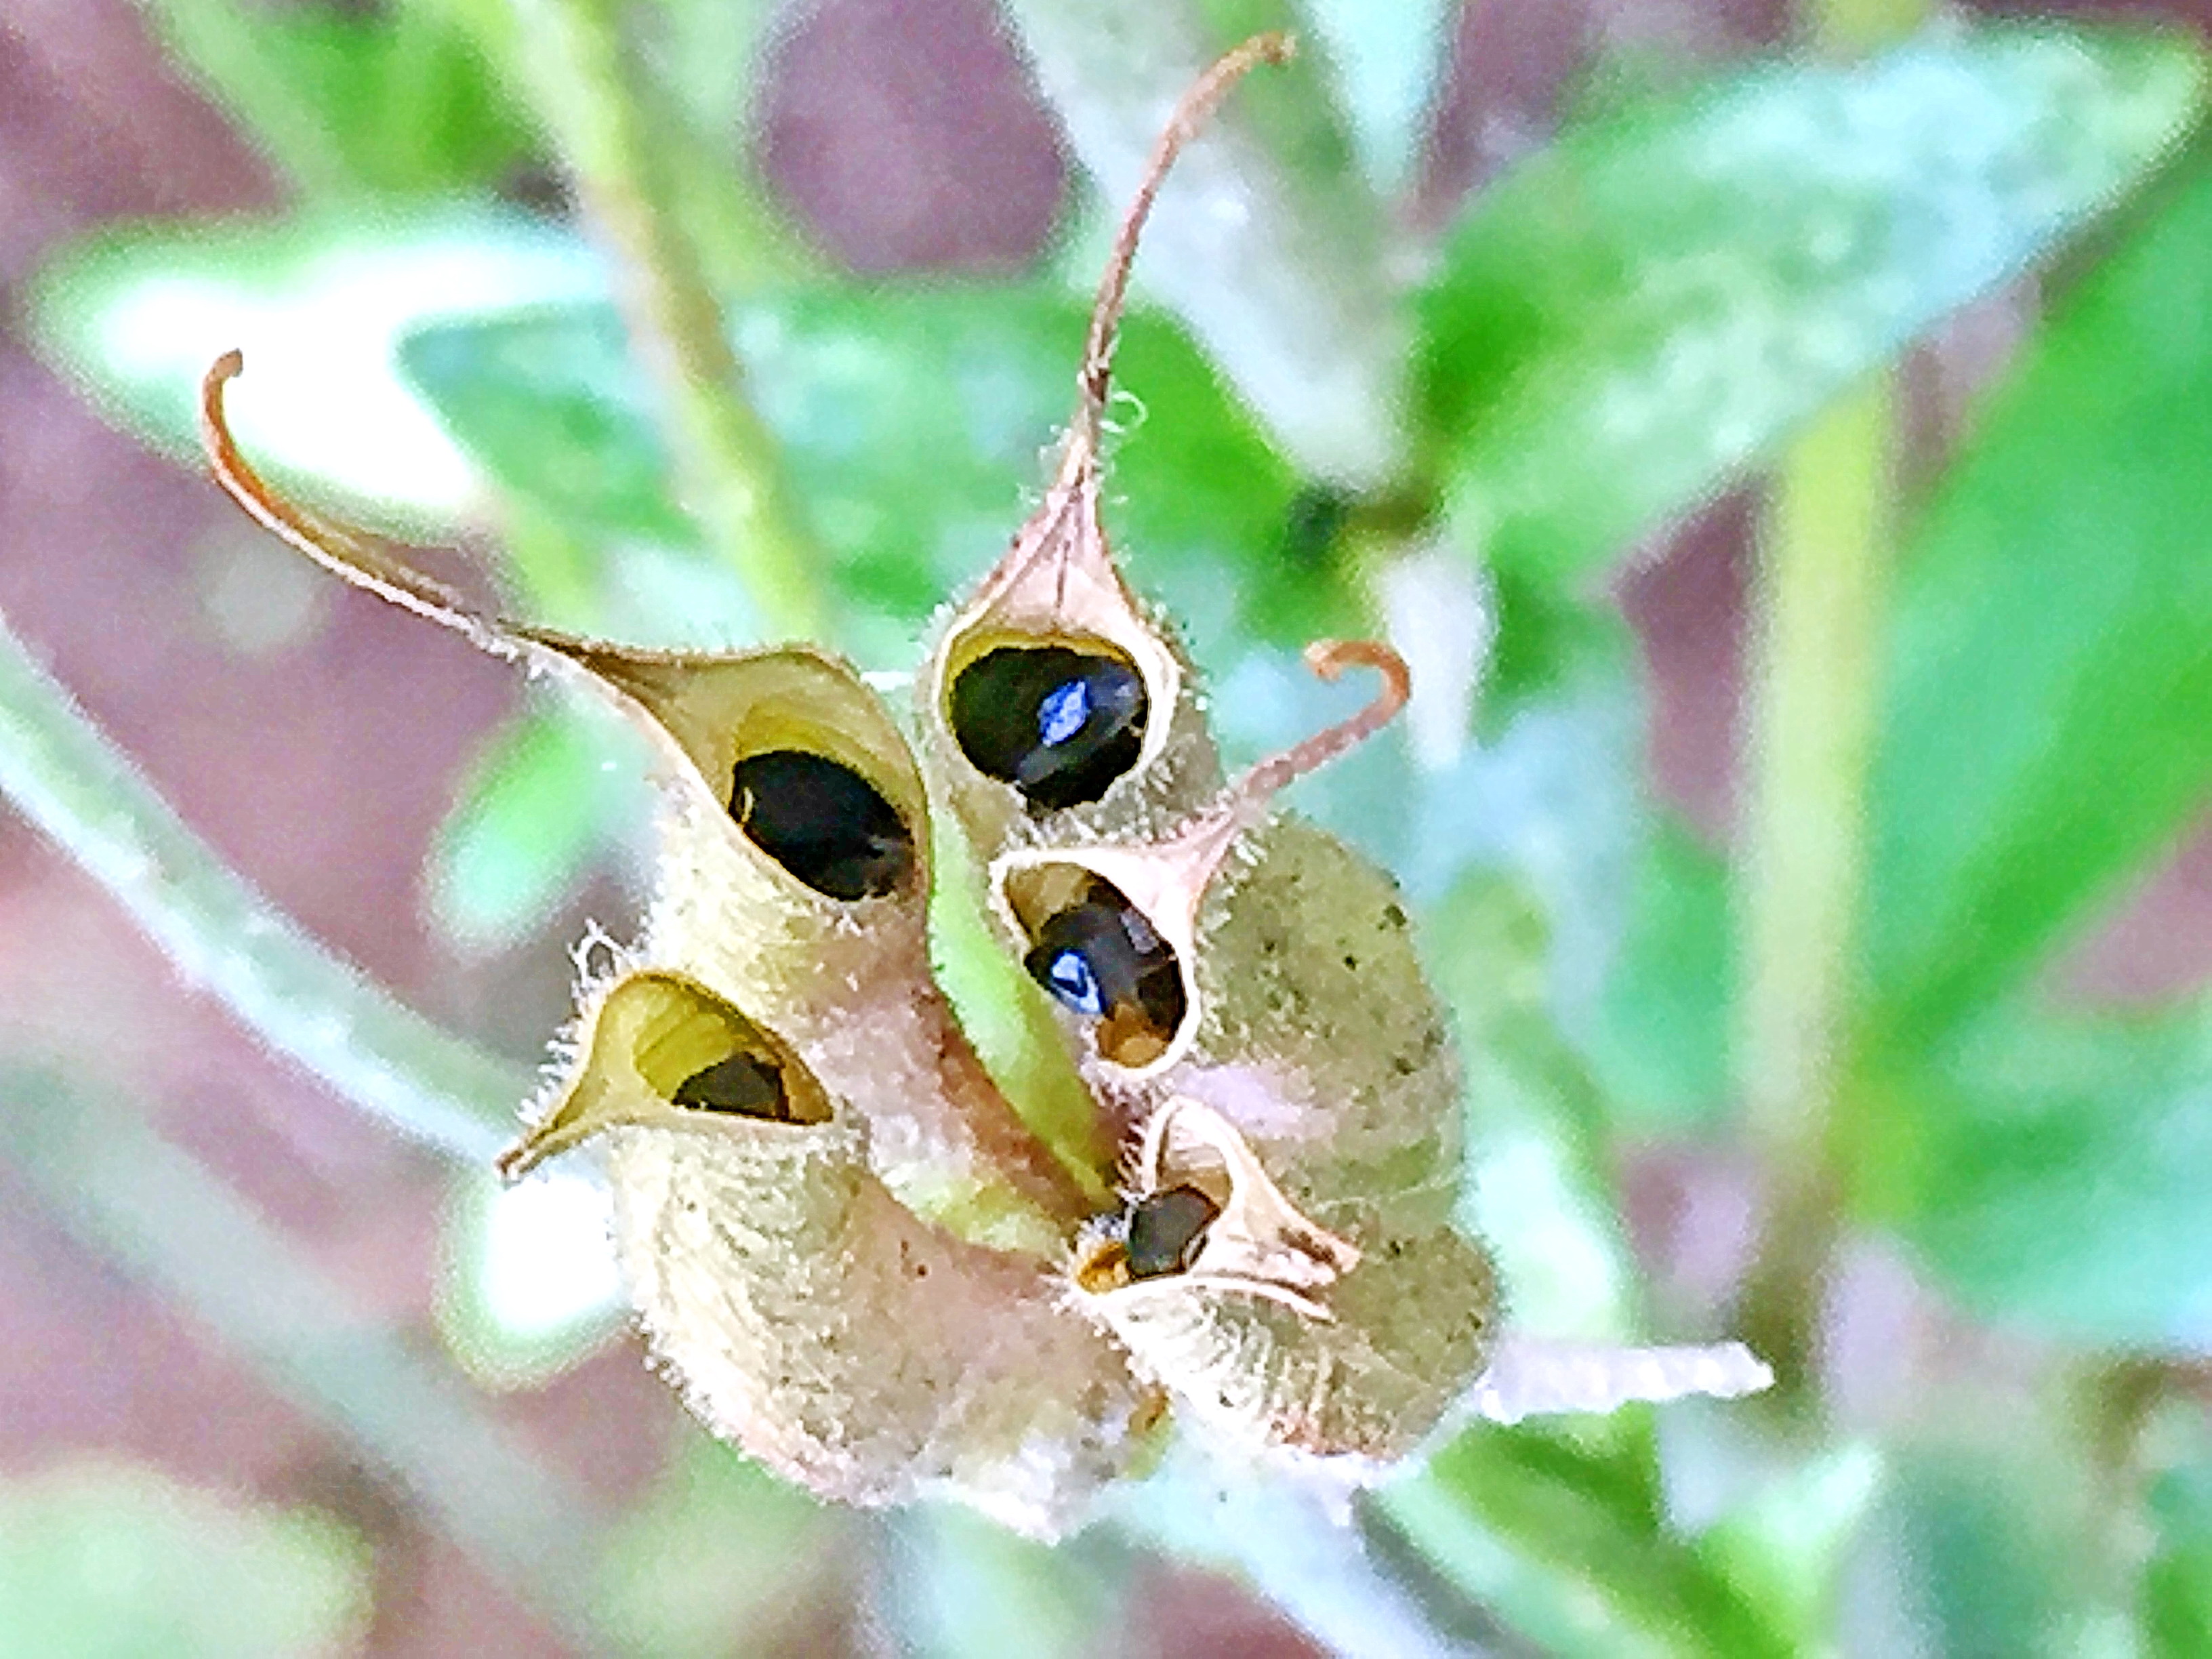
[3, 0, 2211, 1652]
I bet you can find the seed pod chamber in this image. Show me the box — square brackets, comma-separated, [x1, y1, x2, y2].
[1019, 753, 1502, 1458]
[1085, 1233, 1498, 1463]
[551, 641, 1084, 1232]
[919, 472, 1227, 868]
[1071, 1089, 1498, 1463]
[514, 971, 1147, 1539]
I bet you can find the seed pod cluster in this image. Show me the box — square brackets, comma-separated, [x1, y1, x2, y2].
[200, 33, 1765, 1540]
[200, 363, 1143, 1537]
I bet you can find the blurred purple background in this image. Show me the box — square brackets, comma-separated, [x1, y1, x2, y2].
[3, 0, 2210, 1652]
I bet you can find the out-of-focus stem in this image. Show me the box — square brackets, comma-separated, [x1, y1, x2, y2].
[1734, 0, 1927, 1416]
[1737, 382, 1892, 1159]
[0, 610, 527, 1164]
[0, 1070, 611, 1645]
[1733, 379, 1893, 1410]
[502, 0, 829, 639]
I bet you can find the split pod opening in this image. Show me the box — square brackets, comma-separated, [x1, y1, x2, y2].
[728, 750, 915, 901]
[1006, 866, 1189, 1068]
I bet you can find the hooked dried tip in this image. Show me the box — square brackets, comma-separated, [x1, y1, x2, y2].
[199, 352, 530, 661]
[1229, 638, 1411, 819]
[1065, 31, 1297, 472]
[1140, 636, 1412, 897]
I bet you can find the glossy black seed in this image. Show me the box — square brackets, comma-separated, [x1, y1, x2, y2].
[950, 647, 1148, 811]
[729, 751, 914, 900]
[671, 1052, 788, 1119]
[1021, 881, 1187, 1047]
[1126, 1185, 1221, 1279]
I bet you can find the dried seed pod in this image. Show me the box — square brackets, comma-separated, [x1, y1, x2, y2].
[199, 355, 1084, 1235]
[918, 40, 1299, 857]
[1000, 641, 1463, 1239]
[1073, 1098, 1496, 1463]
[500, 969, 1145, 1537]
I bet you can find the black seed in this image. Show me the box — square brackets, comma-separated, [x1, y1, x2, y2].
[950, 647, 1148, 811]
[1126, 1185, 1221, 1279]
[1021, 878, 1187, 1057]
[672, 1052, 789, 1119]
[729, 750, 914, 900]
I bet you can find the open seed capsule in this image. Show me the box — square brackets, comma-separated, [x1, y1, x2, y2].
[499, 970, 1146, 1537]
[198, 356, 1084, 1237]
[917, 43, 1300, 861]
[998, 643, 1463, 1237]
[1073, 1099, 1496, 1463]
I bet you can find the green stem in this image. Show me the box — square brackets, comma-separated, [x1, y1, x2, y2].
[1733, 375, 1893, 1410]
[1107, 1443, 1487, 1659]
[0, 609, 527, 1166]
[1737, 381, 1891, 1156]
[1734, 0, 1928, 1414]
[131, 0, 362, 199]
[502, 0, 830, 638]
[0, 1069, 611, 1645]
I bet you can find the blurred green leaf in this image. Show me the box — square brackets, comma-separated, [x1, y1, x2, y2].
[2144, 1458, 2212, 1656]
[1863, 153, 2212, 1055]
[596, 1437, 848, 1657]
[27, 210, 600, 527]
[1586, 821, 1736, 1132]
[0, 1465, 369, 1658]
[1384, 1419, 1795, 1658]
[880, 1506, 1128, 1659]
[1417, 25, 2206, 586]
[1883, 1452, 2096, 1659]
[1880, 1010, 2212, 1347]
[429, 704, 640, 955]
[397, 288, 1344, 659]
[138, 0, 531, 198]
[1699, 1443, 1885, 1653]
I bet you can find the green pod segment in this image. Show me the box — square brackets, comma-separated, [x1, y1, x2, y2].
[1072, 1098, 1496, 1463]
[501, 970, 1150, 1539]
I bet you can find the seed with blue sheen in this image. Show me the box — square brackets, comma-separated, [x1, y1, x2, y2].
[1021, 876, 1187, 1061]
[950, 646, 1148, 811]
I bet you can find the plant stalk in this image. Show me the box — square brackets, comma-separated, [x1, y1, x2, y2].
[0, 609, 527, 1166]
[501, 0, 830, 639]
[0, 1069, 611, 1645]
[1733, 375, 1893, 1411]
